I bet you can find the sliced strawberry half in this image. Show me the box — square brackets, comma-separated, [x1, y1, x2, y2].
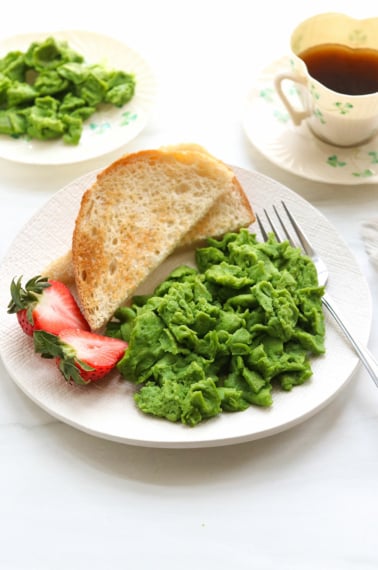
[33, 328, 128, 384]
[8, 275, 89, 335]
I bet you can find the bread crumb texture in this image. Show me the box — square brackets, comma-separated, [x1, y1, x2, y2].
[72, 149, 236, 330]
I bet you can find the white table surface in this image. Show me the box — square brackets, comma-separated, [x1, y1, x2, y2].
[1, 1, 377, 569]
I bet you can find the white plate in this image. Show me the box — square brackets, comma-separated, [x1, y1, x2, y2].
[243, 56, 378, 185]
[0, 31, 156, 165]
[0, 167, 372, 448]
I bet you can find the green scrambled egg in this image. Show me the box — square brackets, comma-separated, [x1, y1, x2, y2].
[0, 37, 136, 144]
[106, 230, 326, 426]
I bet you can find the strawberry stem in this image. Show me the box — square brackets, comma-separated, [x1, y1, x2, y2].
[57, 359, 91, 385]
[7, 275, 51, 314]
[33, 330, 93, 385]
[33, 330, 63, 358]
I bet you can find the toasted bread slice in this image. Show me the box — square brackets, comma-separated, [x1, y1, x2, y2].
[43, 145, 254, 288]
[43, 173, 253, 284]
[182, 174, 253, 245]
[72, 148, 235, 330]
[161, 144, 255, 244]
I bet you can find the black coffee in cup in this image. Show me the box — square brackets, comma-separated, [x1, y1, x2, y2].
[297, 44, 378, 95]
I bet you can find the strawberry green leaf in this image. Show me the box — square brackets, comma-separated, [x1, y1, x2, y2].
[57, 358, 92, 385]
[34, 330, 94, 385]
[7, 275, 51, 314]
[33, 330, 63, 358]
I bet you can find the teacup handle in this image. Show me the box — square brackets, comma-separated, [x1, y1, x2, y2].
[274, 72, 310, 125]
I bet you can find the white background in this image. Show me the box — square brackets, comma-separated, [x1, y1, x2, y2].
[0, 1, 377, 569]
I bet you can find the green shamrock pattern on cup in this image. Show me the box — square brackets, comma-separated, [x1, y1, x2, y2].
[257, 65, 378, 179]
[333, 102, 354, 115]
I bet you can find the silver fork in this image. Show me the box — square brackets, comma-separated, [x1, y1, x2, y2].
[256, 200, 378, 387]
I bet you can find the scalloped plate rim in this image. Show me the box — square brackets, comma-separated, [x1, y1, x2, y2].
[0, 166, 372, 447]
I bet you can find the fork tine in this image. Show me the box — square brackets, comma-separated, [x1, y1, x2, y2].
[263, 209, 282, 242]
[255, 213, 268, 241]
[257, 202, 316, 257]
[272, 205, 295, 247]
[256, 209, 283, 242]
[281, 201, 315, 257]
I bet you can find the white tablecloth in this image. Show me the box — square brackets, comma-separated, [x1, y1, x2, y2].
[0, 1, 377, 569]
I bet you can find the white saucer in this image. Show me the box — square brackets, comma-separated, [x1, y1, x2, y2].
[242, 56, 378, 185]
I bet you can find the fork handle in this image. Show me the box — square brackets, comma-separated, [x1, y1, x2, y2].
[323, 293, 378, 387]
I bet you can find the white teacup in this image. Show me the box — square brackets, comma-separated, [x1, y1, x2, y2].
[274, 13, 378, 147]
